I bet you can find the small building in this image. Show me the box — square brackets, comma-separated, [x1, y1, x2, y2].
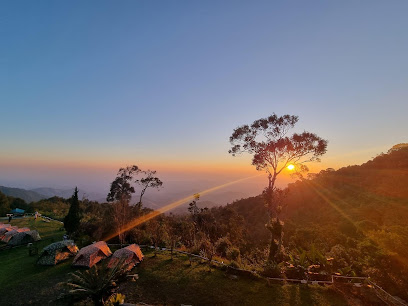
[10, 208, 25, 216]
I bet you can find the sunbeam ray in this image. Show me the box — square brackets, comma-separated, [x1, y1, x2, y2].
[103, 174, 263, 241]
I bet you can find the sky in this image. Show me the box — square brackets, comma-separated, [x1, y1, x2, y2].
[1, 1, 408, 198]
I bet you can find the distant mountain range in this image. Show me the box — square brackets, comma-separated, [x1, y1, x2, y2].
[0, 186, 45, 203]
[0, 184, 253, 213]
[0, 186, 104, 203]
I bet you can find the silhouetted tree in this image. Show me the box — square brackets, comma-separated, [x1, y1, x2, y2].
[229, 113, 327, 262]
[149, 218, 168, 257]
[107, 165, 140, 245]
[64, 187, 81, 235]
[135, 170, 163, 209]
[0, 191, 10, 217]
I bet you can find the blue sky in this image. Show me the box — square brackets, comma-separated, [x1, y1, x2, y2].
[1, 1, 408, 192]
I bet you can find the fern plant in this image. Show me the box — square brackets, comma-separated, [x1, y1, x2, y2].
[59, 260, 127, 305]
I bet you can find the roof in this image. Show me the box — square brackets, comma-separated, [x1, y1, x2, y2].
[11, 208, 25, 214]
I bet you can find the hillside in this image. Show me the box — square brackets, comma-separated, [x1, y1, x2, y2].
[0, 186, 45, 203]
[227, 146, 408, 300]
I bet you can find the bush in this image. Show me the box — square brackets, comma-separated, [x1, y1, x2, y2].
[226, 247, 240, 261]
[261, 260, 283, 278]
[228, 260, 241, 269]
[215, 237, 232, 257]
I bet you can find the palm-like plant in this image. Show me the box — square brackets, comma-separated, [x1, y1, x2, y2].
[59, 260, 127, 305]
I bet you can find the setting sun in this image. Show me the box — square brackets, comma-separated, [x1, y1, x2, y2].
[287, 164, 295, 171]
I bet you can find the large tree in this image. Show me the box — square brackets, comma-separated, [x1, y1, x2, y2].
[107, 165, 163, 244]
[229, 113, 327, 261]
[0, 191, 10, 217]
[107, 165, 140, 245]
[135, 170, 163, 209]
[64, 187, 81, 235]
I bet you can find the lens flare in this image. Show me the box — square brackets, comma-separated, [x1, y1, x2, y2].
[103, 174, 262, 242]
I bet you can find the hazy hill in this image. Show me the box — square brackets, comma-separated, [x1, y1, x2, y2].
[30, 187, 104, 201]
[229, 145, 408, 242]
[225, 145, 408, 299]
[0, 186, 45, 203]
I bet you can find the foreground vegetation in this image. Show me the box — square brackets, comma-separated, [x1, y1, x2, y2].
[121, 251, 354, 306]
[0, 218, 352, 305]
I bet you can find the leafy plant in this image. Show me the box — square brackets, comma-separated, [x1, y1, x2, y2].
[104, 293, 126, 306]
[59, 260, 127, 305]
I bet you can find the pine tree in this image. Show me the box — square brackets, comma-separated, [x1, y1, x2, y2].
[64, 187, 81, 235]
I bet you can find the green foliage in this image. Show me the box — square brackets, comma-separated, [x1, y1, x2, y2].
[215, 237, 232, 257]
[226, 247, 241, 261]
[8, 196, 30, 212]
[104, 293, 126, 306]
[261, 260, 283, 278]
[59, 260, 128, 305]
[0, 191, 10, 216]
[63, 187, 81, 234]
[29, 196, 70, 220]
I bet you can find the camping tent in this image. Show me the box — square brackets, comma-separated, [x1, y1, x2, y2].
[108, 244, 144, 271]
[17, 227, 30, 232]
[7, 230, 41, 246]
[37, 240, 79, 265]
[1, 229, 19, 243]
[72, 241, 112, 268]
[0, 227, 12, 238]
[1, 227, 30, 242]
[0, 226, 17, 240]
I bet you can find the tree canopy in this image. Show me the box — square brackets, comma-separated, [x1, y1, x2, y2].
[229, 114, 328, 186]
[64, 187, 81, 234]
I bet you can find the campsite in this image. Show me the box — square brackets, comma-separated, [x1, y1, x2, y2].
[0, 216, 387, 305]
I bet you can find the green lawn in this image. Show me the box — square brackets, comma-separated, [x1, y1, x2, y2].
[119, 251, 350, 306]
[0, 217, 70, 306]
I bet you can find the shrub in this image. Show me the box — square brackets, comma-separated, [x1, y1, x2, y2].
[215, 237, 232, 257]
[226, 247, 240, 261]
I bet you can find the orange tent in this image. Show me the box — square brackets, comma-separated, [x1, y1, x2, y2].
[1, 227, 29, 242]
[72, 241, 112, 268]
[0, 227, 12, 239]
[108, 244, 144, 271]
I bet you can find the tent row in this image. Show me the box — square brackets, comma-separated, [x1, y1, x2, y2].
[37, 240, 144, 270]
[0, 223, 40, 246]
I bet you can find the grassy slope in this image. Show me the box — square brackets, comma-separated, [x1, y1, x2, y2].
[0, 218, 373, 306]
[0, 217, 70, 306]
[120, 251, 349, 306]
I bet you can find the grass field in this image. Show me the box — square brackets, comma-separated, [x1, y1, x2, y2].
[0, 217, 70, 306]
[121, 251, 352, 306]
[0, 218, 380, 305]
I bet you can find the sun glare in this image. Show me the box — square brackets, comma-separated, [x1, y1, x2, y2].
[287, 164, 295, 171]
